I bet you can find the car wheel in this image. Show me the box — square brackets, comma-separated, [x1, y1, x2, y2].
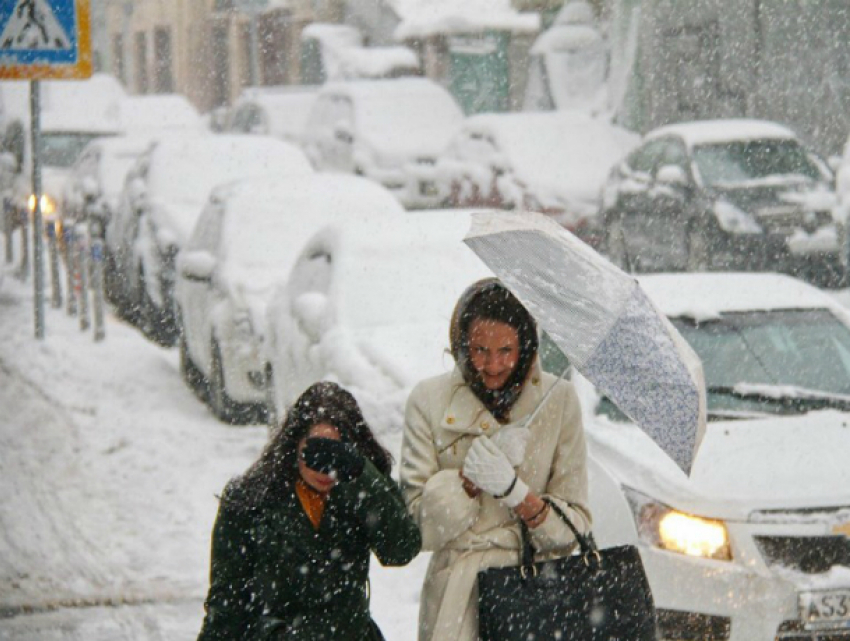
[135, 267, 158, 338]
[179, 332, 206, 397]
[686, 224, 711, 272]
[209, 341, 240, 424]
[605, 215, 631, 272]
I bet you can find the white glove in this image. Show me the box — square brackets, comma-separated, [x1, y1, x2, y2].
[463, 437, 529, 508]
[489, 425, 530, 467]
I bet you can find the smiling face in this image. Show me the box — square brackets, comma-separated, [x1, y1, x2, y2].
[468, 318, 520, 390]
[297, 422, 341, 493]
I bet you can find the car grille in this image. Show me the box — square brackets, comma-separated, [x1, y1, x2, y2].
[755, 536, 850, 574]
[776, 620, 850, 640]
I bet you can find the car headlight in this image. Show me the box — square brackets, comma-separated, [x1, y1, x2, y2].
[625, 487, 732, 561]
[27, 193, 58, 219]
[713, 199, 762, 234]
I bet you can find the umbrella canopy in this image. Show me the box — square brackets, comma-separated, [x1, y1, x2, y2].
[464, 211, 706, 475]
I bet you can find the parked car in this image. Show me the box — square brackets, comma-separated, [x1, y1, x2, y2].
[62, 134, 153, 232]
[601, 119, 840, 284]
[435, 110, 638, 247]
[834, 133, 850, 274]
[301, 78, 464, 209]
[105, 133, 313, 345]
[575, 272, 850, 640]
[226, 86, 318, 146]
[264, 210, 493, 428]
[175, 174, 405, 423]
[116, 94, 205, 135]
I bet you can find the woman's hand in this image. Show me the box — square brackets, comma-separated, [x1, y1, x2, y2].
[463, 437, 528, 507]
[302, 438, 364, 482]
[458, 470, 482, 498]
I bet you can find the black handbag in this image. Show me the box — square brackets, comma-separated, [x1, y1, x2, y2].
[478, 500, 657, 640]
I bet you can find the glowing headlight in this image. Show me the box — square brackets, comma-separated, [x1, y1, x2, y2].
[625, 487, 732, 561]
[27, 194, 57, 218]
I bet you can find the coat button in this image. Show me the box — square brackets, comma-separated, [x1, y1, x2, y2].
[446, 416, 455, 425]
[532, 377, 540, 386]
[481, 421, 491, 430]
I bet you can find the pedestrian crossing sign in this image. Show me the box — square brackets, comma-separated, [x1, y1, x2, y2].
[0, 0, 91, 79]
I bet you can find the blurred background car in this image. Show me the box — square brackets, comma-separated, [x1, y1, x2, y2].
[61, 135, 153, 234]
[105, 133, 313, 345]
[225, 85, 319, 146]
[175, 174, 405, 424]
[300, 78, 464, 209]
[116, 94, 205, 136]
[435, 110, 638, 247]
[264, 210, 492, 430]
[833, 133, 850, 277]
[601, 119, 840, 285]
[574, 272, 850, 641]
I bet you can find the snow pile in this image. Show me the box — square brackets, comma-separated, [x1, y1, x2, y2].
[389, 0, 540, 40]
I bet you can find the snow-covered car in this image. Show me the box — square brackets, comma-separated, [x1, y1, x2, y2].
[264, 210, 493, 430]
[575, 272, 850, 640]
[435, 111, 638, 247]
[0, 75, 125, 234]
[175, 174, 405, 423]
[834, 134, 850, 275]
[300, 78, 464, 209]
[226, 86, 318, 146]
[61, 134, 153, 233]
[105, 133, 313, 345]
[601, 119, 841, 285]
[116, 94, 205, 135]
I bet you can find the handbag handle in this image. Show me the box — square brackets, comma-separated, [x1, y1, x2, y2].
[520, 499, 599, 575]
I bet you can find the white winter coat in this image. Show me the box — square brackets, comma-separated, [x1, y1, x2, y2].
[400, 360, 591, 641]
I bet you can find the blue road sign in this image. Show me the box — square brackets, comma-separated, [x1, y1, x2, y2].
[0, 0, 91, 79]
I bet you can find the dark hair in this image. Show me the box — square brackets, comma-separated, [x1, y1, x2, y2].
[450, 278, 539, 421]
[236, 382, 392, 506]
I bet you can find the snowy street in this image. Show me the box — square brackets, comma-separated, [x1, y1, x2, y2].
[0, 271, 426, 640]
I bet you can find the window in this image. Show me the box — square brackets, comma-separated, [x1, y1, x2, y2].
[135, 32, 149, 94]
[154, 27, 174, 93]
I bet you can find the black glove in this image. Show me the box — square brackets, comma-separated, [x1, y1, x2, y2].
[302, 438, 364, 483]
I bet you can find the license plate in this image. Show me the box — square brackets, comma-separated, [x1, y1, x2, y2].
[799, 590, 850, 630]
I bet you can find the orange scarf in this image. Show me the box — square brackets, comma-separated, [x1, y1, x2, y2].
[295, 479, 327, 530]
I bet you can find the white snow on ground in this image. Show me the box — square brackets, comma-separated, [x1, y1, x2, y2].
[0, 259, 426, 639]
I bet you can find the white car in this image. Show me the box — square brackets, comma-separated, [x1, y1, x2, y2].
[835, 134, 850, 277]
[106, 133, 313, 345]
[264, 210, 492, 431]
[435, 110, 639, 248]
[176, 174, 405, 423]
[301, 78, 464, 209]
[576, 272, 850, 640]
[226, 86, 318, 146]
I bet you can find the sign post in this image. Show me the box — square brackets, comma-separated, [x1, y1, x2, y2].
[0, 0, 92, 339]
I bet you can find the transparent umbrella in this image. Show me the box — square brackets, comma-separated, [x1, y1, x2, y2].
[464, 210, 706, 475]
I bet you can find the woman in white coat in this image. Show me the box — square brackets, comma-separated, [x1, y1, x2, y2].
[400, 278, 592, 641]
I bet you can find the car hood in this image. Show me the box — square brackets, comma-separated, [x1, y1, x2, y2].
[588, 410, 850, 520]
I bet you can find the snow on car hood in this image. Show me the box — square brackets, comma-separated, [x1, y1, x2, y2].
[587, 410, 850, 520]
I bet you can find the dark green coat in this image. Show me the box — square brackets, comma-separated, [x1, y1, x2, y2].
[198, 460, 422, 641]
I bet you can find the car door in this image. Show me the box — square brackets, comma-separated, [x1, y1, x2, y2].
[643, 136, 693, 269]
[180, 199, 225, 374]
[616, 139, 668, 269]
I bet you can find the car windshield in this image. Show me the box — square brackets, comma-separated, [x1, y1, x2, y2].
[692, 138, 822, 187]
[674, 309, 850, 416]
[40, 132, 112, 168]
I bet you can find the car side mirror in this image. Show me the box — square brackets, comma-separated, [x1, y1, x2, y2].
[292, 292, 330, 343]
[333, 123, 354, 144]
[180, 250, 216, 283]
[656, 165, 689, 188]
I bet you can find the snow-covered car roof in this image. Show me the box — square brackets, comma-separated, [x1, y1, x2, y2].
[233, 90, 318, 140]
[646, 119, 798, 148]
[318, 78, 463, 157]
[144, 133, 313, 241]
[459, 110, 639, 202]
[212, 173, 405, 293]
[117, 95, 204, 135]
[638, 272, 844, 320]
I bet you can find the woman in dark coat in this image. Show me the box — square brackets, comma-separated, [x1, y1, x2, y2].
[198, 381, 422, 641]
